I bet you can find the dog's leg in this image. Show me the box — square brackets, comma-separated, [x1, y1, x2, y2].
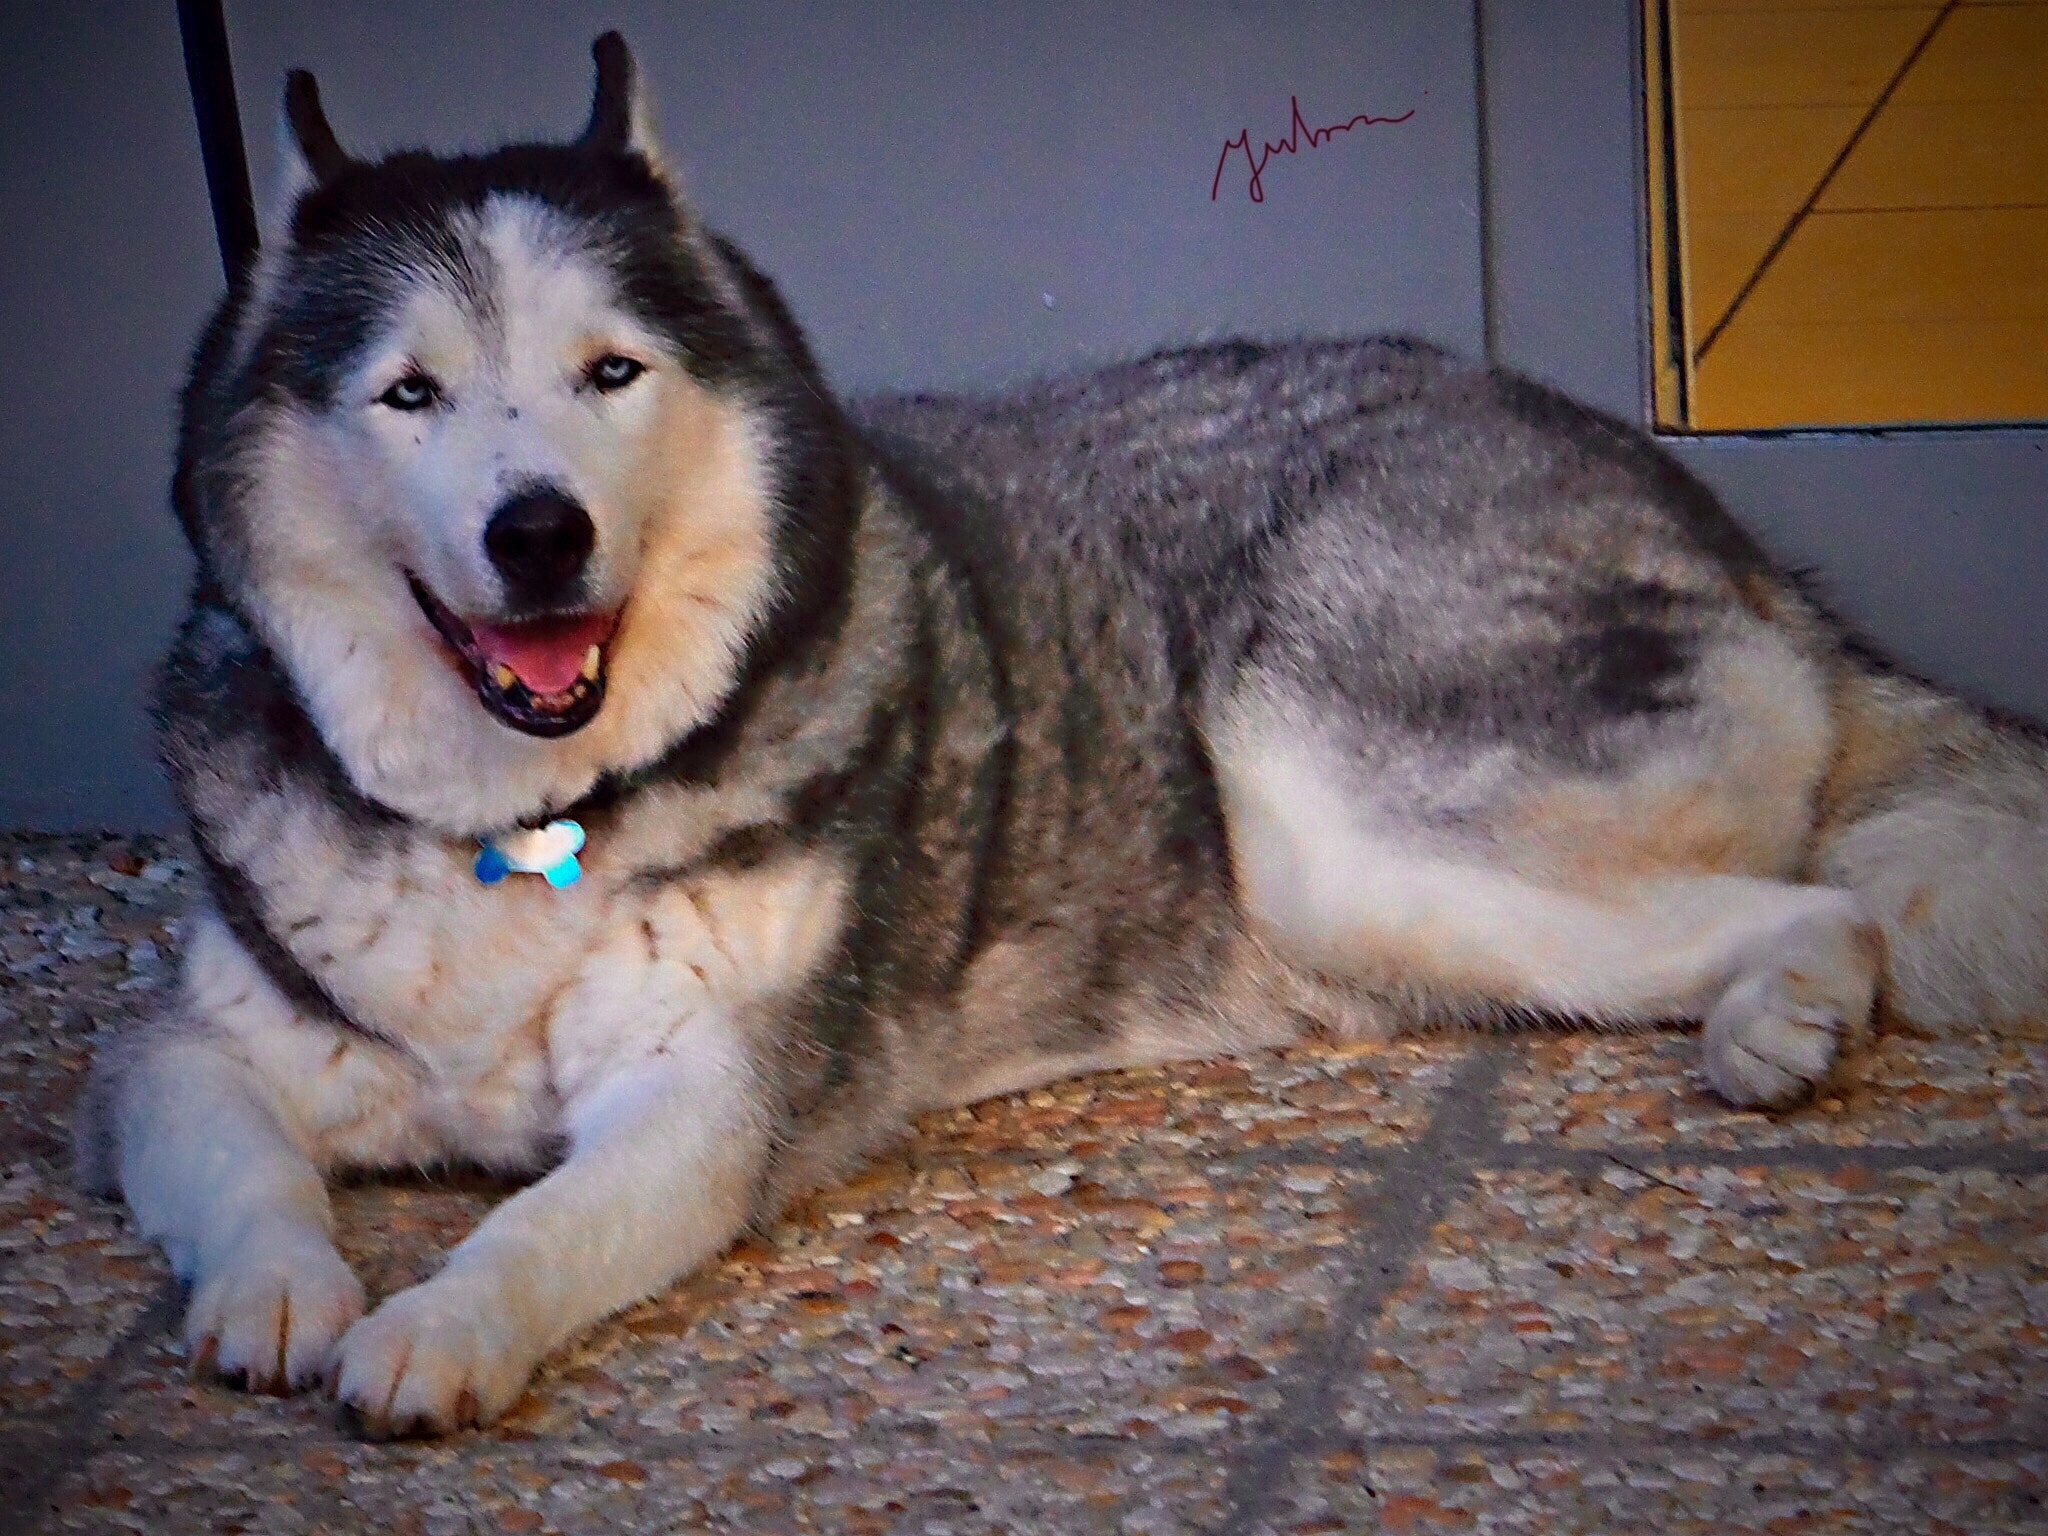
[104, 1020, 367, 1394]
[332, 1010, 764, 1436]
[1219, 732, 1880, 1109]
[91, 910, 445, 1395]
[1247, 833, 1877, 1107]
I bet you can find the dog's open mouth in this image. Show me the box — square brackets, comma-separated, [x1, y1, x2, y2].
[408, 576, 618, 738]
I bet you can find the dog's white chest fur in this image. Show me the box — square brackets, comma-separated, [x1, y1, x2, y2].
[184, 785, 847, 1171]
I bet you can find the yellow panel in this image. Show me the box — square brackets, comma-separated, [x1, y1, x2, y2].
[1692, 207, 2048, 427]
[1694, 316, 2048, 428]
[1672, 7, 1941, 110]
[1891, 4, 2048, 103]
[1645, 0, 1688, 427]
[1679, 210, 1790, 336]
[1677, 105, 1863, 332]
[1679, 106, 1865, 214]
[1676, 0, 1945, 12]
[1651, 0, 2048, 427]
[1823, 98, 2048, 209]
[1732, 207, 2048, 327]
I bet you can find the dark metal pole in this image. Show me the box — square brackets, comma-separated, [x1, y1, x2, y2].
[175, 0, 258, 284]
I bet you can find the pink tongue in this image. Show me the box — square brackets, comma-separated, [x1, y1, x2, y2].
[469, 613, 613, 696]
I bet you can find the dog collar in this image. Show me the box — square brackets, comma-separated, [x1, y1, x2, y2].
[475, 819, 585, 888]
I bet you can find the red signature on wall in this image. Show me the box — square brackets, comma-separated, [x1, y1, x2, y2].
[1212, 94, 1417, 204]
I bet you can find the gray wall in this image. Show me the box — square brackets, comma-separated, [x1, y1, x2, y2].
[0, 4, 213, 829]
[1, 1, 2041, 830]
[225, 2, 1486, 390]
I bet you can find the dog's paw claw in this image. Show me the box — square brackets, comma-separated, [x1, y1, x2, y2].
[184, 1231, 364, 1397]
[333, 1277, 533, 1439]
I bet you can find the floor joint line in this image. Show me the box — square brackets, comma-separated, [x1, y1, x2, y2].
[1214, 1044, 1509, 1534]
[1485, 1138, 2048, 1177]
[0, 1282, 181, 1536]
[1324, 1427, 2048, 1460]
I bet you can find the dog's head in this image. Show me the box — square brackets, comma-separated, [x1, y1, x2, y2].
[178, 35, 854, 832]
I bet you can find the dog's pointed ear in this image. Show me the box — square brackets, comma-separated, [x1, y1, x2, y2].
[257, 70, 350, 246]
[282, 70, 352, 188]
[579, 32, 665, 165]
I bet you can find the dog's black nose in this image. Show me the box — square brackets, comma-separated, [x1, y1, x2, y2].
[484, 489, 595, 603]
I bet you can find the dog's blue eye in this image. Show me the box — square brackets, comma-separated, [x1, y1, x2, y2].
[378, 373, 439, 412]
[587, 354, 645, 393]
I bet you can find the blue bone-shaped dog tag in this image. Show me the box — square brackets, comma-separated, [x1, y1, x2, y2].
[475, 819, 585, 889]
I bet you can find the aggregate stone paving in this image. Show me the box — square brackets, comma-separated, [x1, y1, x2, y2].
[2, 831, 2045, 1534]
[0, 1162, 161, 1433]
[1338, 1166, 2048, 1444]
[1254, 1444, 2048, 1535]
[46, 1437, 1235, 1536]
[1501, 1030, 2048, 1150]
[587, 1155, 1379, 1443]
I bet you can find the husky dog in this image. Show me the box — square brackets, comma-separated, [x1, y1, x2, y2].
[80, 35, 2048, 1436]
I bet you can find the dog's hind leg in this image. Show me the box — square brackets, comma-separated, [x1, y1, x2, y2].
[1213, 711, 1880, 1109]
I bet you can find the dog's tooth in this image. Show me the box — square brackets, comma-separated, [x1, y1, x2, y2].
[581, 645, 602, 681]
[493, 664, 517, 691]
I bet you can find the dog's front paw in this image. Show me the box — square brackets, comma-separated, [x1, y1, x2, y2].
[186, 1225, 366, 1395]
[332, 1272, 537, 1437]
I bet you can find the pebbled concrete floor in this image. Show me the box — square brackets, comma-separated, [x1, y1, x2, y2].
[1, 832, 2043, 1534]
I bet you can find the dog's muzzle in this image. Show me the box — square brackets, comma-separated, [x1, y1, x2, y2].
[408, 575, 618, 738]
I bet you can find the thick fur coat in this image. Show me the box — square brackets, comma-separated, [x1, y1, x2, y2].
[80, 38, 2048, 1435]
